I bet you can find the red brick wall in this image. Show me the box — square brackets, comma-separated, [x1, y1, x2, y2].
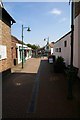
[0, 20, 2, 71]
[11, 36, 20, 66]
[0, 20, 11, 72]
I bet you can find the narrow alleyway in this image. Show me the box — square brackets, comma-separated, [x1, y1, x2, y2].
[2, 58, 41, 118]
[2, 57, 80, 118]
[35, 59, 80, 118]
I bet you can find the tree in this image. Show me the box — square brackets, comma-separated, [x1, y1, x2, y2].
[26, 44, 32, 48]
[26, 43, 40, 50]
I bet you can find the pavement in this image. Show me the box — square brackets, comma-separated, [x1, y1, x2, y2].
[2, 57, 80, 118]
[11, 58, 41, 73]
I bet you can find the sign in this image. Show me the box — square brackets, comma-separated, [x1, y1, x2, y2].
[0, 45, 7, 60]
[19, 46, 27, 50]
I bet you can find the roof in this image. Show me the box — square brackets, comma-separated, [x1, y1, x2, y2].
[11, 35, 21, 43]
[54, 31, 71, 44]
[11, 35, 28, 46]
[0, 6, 16, 26]
[2, 7, 16, 24]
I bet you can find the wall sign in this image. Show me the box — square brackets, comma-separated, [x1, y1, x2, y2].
[0, 45, 7, 60]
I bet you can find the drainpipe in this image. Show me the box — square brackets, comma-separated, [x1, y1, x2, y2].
[67, 0, 74, 100]
[70, 0, 74, 67]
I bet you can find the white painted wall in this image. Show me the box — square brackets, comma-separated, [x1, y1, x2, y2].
[16, 43, 28, 64]
[78, 14, 80, 78]
[0, 45, 7, 60]
[16, 44, 32, 64]
[53, 14, 80, 78]
[51, 48, 53, 55]
[53, 33, 71, 66]
[73, 14, 80, 77]
[26, 47, 32, 59]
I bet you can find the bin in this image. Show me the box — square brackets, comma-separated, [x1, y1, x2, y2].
[48, 55, 55, 63]
[48, 55, 53, 63]
[14, 59, 16, 65]
[53, 55, 56, 62]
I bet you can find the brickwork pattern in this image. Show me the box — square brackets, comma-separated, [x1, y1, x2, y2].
[0, 20, 11, 72]
[11, 36, 22, 66]
[11, 36, 19, 66]
[0, 20, 2, 71]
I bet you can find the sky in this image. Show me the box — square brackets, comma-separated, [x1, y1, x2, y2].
[3, 2, 71, 47]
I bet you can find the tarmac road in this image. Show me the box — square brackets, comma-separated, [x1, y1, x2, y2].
[2, 58, 41, 118]
[2, 57, 80, 118]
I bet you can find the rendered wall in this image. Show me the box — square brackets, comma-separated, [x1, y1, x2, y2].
[53, 33, 71, 66]
[73, 14, 80, 77]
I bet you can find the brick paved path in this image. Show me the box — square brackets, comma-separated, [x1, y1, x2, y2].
[2, 57, 80, 118]
[11, 58, 41, 73]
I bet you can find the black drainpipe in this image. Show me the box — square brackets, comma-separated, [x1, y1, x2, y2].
[70, 0, 74, 67]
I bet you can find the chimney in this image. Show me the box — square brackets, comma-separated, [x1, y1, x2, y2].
[0, 1, 4, 8]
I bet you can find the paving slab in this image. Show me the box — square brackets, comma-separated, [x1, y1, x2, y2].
[11, 58, 41, 73]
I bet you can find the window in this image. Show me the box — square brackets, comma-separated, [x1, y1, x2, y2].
[64, 41, 67, 47]
[59, 48, 61, 52]
[55, 48, 58, 52]
[0, 45, 7, 60]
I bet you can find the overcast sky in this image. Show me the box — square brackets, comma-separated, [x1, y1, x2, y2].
[3, 2, 71, 47]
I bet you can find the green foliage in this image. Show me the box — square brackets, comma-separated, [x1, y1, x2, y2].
[56, 56, 64, 63]
[27, 43, 40, 50]
[54, 56, 66, 73]
[26, 44, 32, 48]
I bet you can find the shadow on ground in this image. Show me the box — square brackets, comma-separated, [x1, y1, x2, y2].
[2, 72, 36, 118]
[2, 59, 80, 118]
[35, 60, 80, 118]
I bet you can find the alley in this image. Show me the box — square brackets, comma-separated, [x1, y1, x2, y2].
[1, 1, 80, 119]
[2, 58, 41, 118]
[35, 59, 80, 118]
[2, 57, 80, 118]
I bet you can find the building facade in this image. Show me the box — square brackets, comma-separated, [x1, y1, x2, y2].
[11, 35, 32, 65]
[11, 35, 22, 66]
[53, 31, 71, 66]
[53, 1, 80, 78]
[73, 1, 80, 77]
[0, 5, 15, 74]
[16, 43, 32, 64]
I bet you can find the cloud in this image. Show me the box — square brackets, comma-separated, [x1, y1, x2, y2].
[49, 8, 62, 15]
